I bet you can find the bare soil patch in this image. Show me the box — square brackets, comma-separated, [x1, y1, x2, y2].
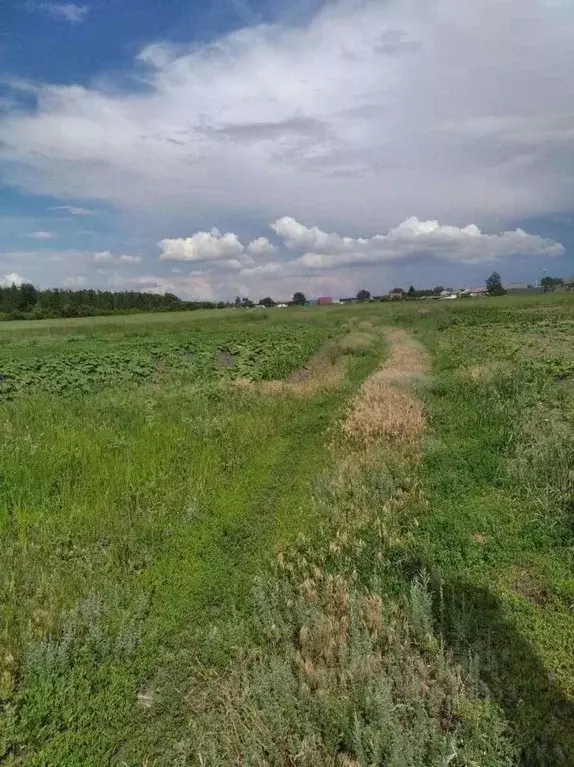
[511, 568, 553, 608]
[217, 350, 236, 369]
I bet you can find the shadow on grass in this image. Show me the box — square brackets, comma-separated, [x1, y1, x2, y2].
[434, 579, 574, 766]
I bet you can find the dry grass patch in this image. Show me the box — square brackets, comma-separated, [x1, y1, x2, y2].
[337, 330, 375, 353]
[234, 329, 381, 398]
[343, 329, 429, 445]
[235, 350, 347, 397]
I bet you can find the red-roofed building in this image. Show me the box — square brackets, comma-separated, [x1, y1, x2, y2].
[318, 296, 333, 305]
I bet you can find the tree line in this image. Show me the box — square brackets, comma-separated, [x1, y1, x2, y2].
[0, 283, 315, 322]
[0, 283, 228, 321]
[2, 271, 569, 322]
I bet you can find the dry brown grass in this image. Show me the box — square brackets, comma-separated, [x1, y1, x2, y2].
[337, 331, 375, 353]
[234, 328, 382, 398]
[235, 350, 347, 397]
[343, 329, 429, 445]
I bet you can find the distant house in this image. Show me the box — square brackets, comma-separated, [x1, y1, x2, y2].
[462, 286, 488, 298]
[318, 296, 333, 305]
[340, 297, 356, 304]
[505, 283, 542, 296]
[389, 289, 405, 300]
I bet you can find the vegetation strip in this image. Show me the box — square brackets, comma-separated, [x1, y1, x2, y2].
[343, 328, 429, 445]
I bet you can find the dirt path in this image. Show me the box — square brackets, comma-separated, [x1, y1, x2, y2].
[343, 328, 429, 445]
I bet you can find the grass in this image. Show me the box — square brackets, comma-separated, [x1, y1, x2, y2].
[1, 295, 574, 764]
[0, 309, 383, 764]
[396, 297, 574, 764]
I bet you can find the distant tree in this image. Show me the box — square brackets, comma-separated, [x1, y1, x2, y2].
[432, 286, 444, 296]
[18, 283, 38, 312]
[356, 289, 371, 302]
[163, 292, 181, 308]
[486, 272, 506, 296]
[408, 285, 415, 296]
[234, 295, 242, 308]
[292, 292, 306, 306]
[541, 275, 564, 291]
[241, 296, 254, 308]
[259, 296, 275, 308]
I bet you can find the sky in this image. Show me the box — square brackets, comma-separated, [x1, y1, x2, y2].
[1, 0, 573, 300]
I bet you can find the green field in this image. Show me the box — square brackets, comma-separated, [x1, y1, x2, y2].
[1, 297, 573, 765]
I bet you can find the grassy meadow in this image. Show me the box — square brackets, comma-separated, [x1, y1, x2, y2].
[0, 296, 573, 765]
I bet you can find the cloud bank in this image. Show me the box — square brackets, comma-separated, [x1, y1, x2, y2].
[1, 0, 573, 232]
[160, 216, 563, 273]
[1, 0, 572, 301]
[268, 216, 564, 271]
[148, 215, 563, 299]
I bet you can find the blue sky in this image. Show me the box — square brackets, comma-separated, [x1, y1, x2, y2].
[1, 0, 573, 299]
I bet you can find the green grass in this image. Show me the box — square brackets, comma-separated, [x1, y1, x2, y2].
[394, 297, 574, 765]
[0, 308, 383, 764]
[1, 296, 574, 765]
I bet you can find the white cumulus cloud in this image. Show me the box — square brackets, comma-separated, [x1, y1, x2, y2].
[63, 275, 87, 287]
[159, 228, 245, 262]
[1, 273, 26, 287]
[247, 237, 277, 256]
[152, 215, 564, 302]
[269, 216, 564, 270]
[93, 251, 114, 263]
